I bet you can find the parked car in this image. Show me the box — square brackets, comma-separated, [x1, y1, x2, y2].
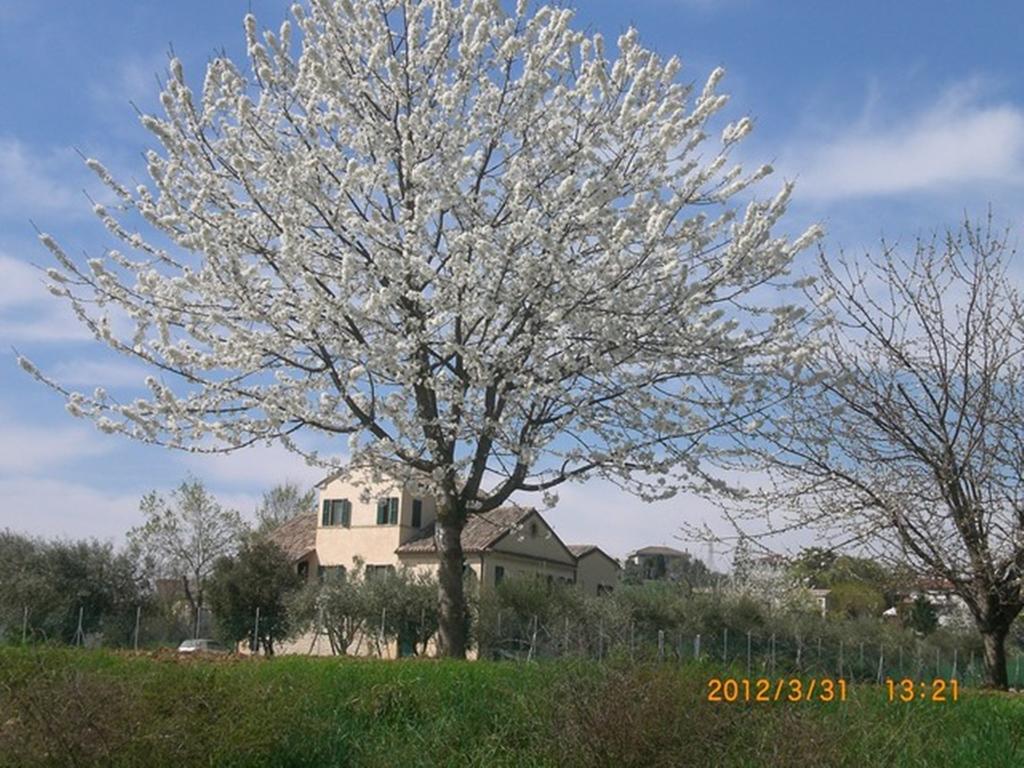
[177, 638, 229, 654]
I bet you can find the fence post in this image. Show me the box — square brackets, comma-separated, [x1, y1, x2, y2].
[795, 636, 802, 671]
[380, 607, 387, 658]
[876, 648, 884, 684]
[527, 615, 538, 663]
[722, 628, 728, 664]
[952, 649, 958, 680]
[21, 605, 28, 645]
[74, 606, 85, 647]
[658, 630, 665, 661]
[133, 605, 141, 652]
[694, 633, 701, 661]
[838, 639, 844, 679]
[253, 606, 261, 654]
[770, 633, 776, 675]
[629, 621, 635, 662]
[746, 631, 752, 678]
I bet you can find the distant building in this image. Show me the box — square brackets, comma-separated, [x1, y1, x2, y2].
[626, 545, 693, 581]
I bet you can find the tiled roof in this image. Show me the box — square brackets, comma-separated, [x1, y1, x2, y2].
[266, 512, 317, 561]
[396, 506, 534, 554]
[569, 544, 621, 567]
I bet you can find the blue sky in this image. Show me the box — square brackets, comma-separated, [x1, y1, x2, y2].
[1, 1, 1022, 561]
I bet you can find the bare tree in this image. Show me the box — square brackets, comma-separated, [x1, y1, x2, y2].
[731, 217, 1024, 687]
[20, 1, 819, 656]
[128, 478, 247, 634]
[255, 481, 316, 532]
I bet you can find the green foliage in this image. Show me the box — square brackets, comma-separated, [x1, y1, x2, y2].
[292, 565, 440, 656]
[829, 581, 887, 619]
[902, 595, 939, 636]
[254, 482, 316, 532]
[0, 530, 151, 645]
[207, 539, 303, 654]
[789, 548, 898, 598]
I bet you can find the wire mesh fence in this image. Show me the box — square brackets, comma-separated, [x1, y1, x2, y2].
[5, 599, 1021, 688]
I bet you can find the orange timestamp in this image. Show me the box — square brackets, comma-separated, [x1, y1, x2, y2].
[706, 677, 848, 703]
[885, 678, 960, 702]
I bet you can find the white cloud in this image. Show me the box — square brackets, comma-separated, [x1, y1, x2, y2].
[0, 413, 112, 474]
[0, 253, 93, 344]
[89, 53, 166, 115]
[181, 442, 326, 491]
[784, 84, 1024, 201]
[0, 138, 89, 220]
[0, 475, 140, 541]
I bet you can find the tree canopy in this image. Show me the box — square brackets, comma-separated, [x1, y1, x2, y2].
[22, 0, 820, 656]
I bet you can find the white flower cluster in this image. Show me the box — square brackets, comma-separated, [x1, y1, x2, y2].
[27, 0, 820, 513]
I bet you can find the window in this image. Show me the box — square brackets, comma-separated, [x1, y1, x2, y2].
[494, 565, 505, 585]
[297, 561, 309, 580]
[376, 497, 399, 525]
[411, 499, 423, 528]
[529, 521, 539, 537]
[365, 564, 396, 580]
[321, 498, 351, 527]
[317, 565, 346, 582]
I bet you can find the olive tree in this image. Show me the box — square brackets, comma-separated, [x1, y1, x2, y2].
[21, 0, 819, 657]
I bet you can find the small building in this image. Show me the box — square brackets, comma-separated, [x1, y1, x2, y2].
[626, 545, 692, 580]
[569, 545, 620, 595]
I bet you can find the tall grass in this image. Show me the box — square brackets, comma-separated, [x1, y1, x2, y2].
[1, 647, 1022, 767]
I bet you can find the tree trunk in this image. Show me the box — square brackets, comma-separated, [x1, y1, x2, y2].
[435, 518, 468, 659]
[981, 626, 1009, 689]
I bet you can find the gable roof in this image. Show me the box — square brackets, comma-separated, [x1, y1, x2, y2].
[266, 512, 317, 561]
[568, 544, 622, 568]
[396, 506, 535, 554]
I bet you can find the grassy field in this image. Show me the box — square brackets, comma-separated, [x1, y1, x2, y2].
[1, 647, 1022, 767]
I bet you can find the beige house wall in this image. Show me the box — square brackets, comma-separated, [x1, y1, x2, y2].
[575, 551, 620, 595]
[316, 470, 437, 571]
[482, 550, 576, 587]
[491, 511, 576, 566]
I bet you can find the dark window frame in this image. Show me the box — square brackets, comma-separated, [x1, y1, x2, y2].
[411, 498, 423, 528]
[376, 497, 399, 525]
[321, 498, 351, 527]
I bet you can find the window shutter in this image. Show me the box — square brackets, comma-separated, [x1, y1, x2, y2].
[321, 499, 330, 526]
[388, 497, 398, 525]
[341, 500, 351, 527]
[377, 499, 387, 525]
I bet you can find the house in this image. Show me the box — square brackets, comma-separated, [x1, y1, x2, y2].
[626, 545, 693, 580]
[568, 545, 621, 595]
[269, 466, 620, 595]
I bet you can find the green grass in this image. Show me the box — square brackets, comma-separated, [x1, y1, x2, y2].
[1, 646, 1022, 767]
